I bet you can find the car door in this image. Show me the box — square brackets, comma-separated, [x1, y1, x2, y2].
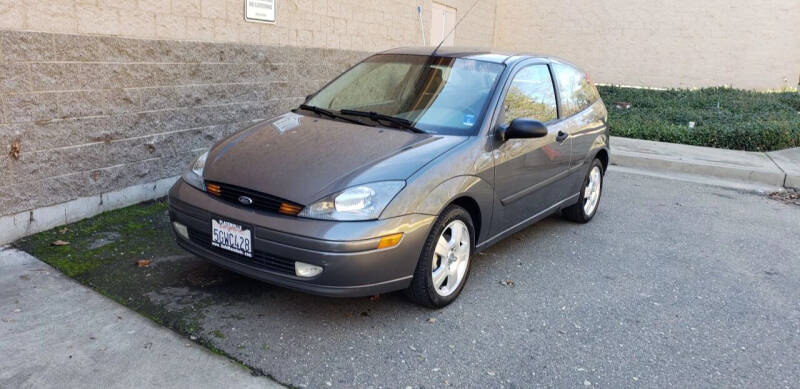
[551, 62, 607, 181]
[489, 62, 572, 236]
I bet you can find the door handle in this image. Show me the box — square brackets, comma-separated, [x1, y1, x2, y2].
[556, 131, 569, 142]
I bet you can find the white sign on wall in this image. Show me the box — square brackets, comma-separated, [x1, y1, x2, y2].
[245, 0, 276, 23]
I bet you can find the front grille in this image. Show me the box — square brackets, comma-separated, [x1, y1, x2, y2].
[205, 181, 302, 215]
[187, 227, 296, 275]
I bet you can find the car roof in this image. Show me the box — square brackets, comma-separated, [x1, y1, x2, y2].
[379, 46, 557, 65]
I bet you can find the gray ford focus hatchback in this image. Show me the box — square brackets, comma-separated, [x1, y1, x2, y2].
[168, 47, 609, 308]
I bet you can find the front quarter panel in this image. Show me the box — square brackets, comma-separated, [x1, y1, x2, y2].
[381, 138, 495, 243]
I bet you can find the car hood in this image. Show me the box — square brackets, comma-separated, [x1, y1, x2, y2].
[203, 112, 466, 205]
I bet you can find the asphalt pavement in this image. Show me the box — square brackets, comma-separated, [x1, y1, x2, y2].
[161, 169, 800, 388]
[10, 168, 800, 388]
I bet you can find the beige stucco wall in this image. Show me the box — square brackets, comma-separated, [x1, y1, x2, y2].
[0, 0, 496, 51]
[444, 0, 498, 48]
[2, 0, 798, 87]
[493, 0, 800, 90]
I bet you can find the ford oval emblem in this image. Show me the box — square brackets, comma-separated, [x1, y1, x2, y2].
[238, 196, 253, 205]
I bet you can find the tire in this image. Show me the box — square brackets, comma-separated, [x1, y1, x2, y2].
[562, 158, 604, 223]
[405, 205, 475, 308]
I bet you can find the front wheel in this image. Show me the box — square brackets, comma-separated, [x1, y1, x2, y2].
[563, 158, 604, 223]
[405, 205, 475, 308]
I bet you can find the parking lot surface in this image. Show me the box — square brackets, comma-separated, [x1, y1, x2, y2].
[15, 169, 800, 388]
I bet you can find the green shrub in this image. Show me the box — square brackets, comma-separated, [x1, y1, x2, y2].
[598, 86, 800, 151]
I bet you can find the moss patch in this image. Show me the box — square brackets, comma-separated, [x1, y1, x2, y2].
[212, 329, 226, 339]
[15, 200, 180, 277]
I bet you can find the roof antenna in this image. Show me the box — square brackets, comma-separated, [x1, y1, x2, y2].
[432, 0, 482, 56]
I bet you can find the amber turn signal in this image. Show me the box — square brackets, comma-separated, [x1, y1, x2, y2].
[377, 233, 403, 249]
[278, 202, 303, 216]
[206, 183, 221, 196]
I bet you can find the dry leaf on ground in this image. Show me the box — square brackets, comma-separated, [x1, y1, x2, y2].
[769, 189, 800, 206]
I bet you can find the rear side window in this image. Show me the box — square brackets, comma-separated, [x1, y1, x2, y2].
[553, 63, 599, 117]
[501, 64, 558, 125]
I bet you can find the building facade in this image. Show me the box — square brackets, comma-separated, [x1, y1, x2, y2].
[494, 0, 800, 90]
[0, 0, 798, 243]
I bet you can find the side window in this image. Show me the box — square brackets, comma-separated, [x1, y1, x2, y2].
[501, 64, 557, 125]
[553, 63, 599, 117]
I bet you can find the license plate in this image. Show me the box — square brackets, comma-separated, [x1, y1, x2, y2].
[211, 219, 252, 258]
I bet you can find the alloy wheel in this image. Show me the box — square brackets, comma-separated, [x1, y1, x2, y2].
[431, 220, 471, 297]
[583, 165, 602, 215]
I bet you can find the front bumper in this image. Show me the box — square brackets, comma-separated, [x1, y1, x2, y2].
[168, 179, 435, 297]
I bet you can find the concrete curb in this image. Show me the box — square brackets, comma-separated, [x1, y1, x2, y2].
[767, 147, 800, 188]
[610, 136, 797, 189]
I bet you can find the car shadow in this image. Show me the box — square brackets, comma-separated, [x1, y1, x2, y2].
[177, 214, 573, 315]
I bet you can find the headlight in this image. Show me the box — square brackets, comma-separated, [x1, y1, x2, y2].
[182, 151, 208, 191]
[298, 181, 405, 221]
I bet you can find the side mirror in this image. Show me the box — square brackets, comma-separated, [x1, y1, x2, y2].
[502, 118, 548, 140]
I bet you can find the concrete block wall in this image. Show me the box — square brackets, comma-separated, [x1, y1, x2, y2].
[493, 0, 800, 90]
[0, 30, 367, 224]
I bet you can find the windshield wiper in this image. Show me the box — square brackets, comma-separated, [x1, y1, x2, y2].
[295, 104, 366, 126]
[339, 109, 425, 134]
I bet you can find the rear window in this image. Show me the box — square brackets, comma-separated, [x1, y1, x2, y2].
[552, 63, 599, 117]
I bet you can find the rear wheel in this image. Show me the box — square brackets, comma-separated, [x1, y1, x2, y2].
[563, 158, 604, 223]
[406, 205, 474, 308]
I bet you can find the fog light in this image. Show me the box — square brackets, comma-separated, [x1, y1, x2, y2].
[295, 261, 323, 278]
[172, 222, 189, 240]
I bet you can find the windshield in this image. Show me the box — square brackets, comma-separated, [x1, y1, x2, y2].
[306, 54, 505, 135]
